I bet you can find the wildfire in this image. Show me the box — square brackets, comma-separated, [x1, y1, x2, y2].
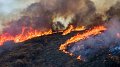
[62, 25, 74, 35]
[53, 15, 85, 35]
[74, 26, 85, 31]
[62, 25, 85, 35]
[59, 25, 107, 58]
[0, 27, 52, 46]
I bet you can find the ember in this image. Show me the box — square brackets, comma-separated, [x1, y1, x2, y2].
[77, 56, 81, 60]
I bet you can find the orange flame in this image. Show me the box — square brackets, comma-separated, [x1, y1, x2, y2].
[62, 25, 85, 35]
[77, 56, 81, 60]
[59, 25, 106, 58]
[74, 26, 85, 31]
[62, 25, 74, 35]
[0, 27, 52, 46]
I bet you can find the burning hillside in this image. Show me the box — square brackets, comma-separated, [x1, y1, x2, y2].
[0, 0, 120, 67]
[0, 23, 120, 67]
[59, 25, 106, 56]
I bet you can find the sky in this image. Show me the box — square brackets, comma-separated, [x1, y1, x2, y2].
[0, 0, 39, 31]
[0, 0, 38, 15]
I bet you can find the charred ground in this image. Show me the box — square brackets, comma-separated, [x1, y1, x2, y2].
[0, 30, 120, 67]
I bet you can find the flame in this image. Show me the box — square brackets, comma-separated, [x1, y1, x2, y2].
[62, 25, 85, 35]
[77, 56, 81, 60]
[62, 25, 74, 35]
[0, 27, 52, 46]
[59, 25, 106, 58]
[74, 26, 85, 31]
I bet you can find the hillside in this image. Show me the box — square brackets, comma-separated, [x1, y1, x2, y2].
[0, 32, 120, 67]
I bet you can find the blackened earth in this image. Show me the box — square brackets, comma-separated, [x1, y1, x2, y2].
[0, 31, 120, 67]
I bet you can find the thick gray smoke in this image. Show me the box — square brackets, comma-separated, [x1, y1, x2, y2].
[107, 1, 120, 18]
[24, 0, 96, 30]
[2, 0, 97, 34]
[1, 0, 120, 35]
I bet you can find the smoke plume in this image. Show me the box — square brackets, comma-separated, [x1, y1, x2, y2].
[1, 0, 120, 36]
[1, 0, 97, 34]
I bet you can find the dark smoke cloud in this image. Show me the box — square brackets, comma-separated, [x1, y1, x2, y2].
[2, 0, 97, 34]
[3, 0, 120, 35]
[24, 0, 96, 29]
[2, 0, 120, 35]
[25, 0, 95, 17]
[107, 2, 120, 19]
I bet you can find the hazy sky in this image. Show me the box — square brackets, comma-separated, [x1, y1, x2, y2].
[0, 0, 38, 15]
[0, 0, 39, 31]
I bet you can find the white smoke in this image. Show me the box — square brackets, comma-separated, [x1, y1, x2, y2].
[91, 0, 120, 14]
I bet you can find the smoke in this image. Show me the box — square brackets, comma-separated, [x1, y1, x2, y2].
[91, 0, 120, 14]
[1, 0, 120, 35]
[0, 0, 97, 34]
[107, 1, 120, 18]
